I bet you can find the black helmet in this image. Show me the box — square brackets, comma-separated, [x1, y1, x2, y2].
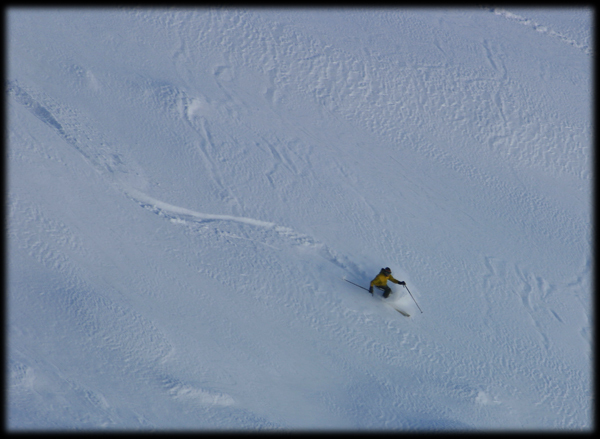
[383, 267, 391, 274]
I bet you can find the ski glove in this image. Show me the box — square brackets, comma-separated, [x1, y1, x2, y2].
[398, 281, 406, 285]
[368, 286, 373, 294]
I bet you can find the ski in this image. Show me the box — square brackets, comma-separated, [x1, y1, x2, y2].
[342, 278, 410, 317]
[393, 307, 411, 317]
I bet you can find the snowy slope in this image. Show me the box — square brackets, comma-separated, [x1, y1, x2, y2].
[7, 8, 592, 430]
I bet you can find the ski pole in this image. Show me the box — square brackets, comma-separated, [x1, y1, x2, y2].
[404, 285, 423, 313]
[343, 278, 370, 292]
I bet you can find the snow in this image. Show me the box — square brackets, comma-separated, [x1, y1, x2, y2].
[7, 7, 592, 431]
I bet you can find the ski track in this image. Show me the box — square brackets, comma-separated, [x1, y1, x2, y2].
[488, 8, 593, 56]
[6, 76, 363, 279]
[124, 187, 362, 279]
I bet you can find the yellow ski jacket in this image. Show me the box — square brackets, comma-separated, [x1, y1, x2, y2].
[370, 272, 401, 287]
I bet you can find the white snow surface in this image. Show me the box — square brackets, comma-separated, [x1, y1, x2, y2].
[7, 7, 592, 431]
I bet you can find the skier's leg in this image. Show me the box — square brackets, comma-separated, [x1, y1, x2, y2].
[382, 286, 392, 298]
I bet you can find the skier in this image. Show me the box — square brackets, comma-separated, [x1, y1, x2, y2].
[368, 267, 405, 298]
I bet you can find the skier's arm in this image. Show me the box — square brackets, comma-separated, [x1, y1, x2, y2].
[368, 277, 377, 294]
[391, 275, 406, 285]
